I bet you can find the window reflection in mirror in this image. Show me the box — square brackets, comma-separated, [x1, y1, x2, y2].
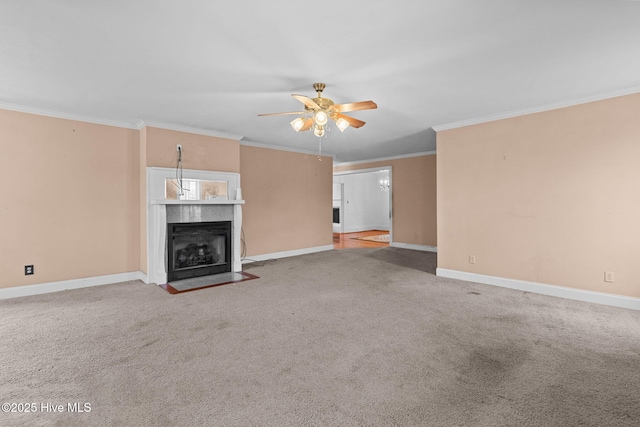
[165, 179, 228, 201]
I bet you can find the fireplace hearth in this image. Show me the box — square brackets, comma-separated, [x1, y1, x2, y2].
[167, 221, 231, 282]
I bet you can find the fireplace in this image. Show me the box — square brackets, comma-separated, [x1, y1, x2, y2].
[146, 167, 243, 286]
[167, 221, 231, 282]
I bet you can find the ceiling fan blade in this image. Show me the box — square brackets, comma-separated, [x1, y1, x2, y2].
[299, 117, 314, 131]
[258, 111, 306, 116]
[332, 100, 377, 113]
[333, 113, 366, 128]
[292, 94, 321, 110]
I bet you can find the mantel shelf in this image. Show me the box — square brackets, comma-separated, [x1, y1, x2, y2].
[151, 199, 245, 205]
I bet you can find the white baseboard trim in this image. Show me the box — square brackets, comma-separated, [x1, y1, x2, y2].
[436, 268, 640, 311]
[242, 245, 334, 263]
[341, 226, 390, 233]
[391, 242, 438, 253]
[0, 271, 147, 300]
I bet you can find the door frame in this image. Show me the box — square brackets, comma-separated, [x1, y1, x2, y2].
[333, 166, 393, 242]
[332, 182, 345, 234]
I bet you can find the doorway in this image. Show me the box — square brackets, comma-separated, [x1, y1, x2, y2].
[332, 167, 392, 248]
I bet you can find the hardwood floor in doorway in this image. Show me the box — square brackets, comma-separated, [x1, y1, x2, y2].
[333, 230, 390, 249]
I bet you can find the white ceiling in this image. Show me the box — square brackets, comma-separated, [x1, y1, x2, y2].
[1, 1, 639, 163]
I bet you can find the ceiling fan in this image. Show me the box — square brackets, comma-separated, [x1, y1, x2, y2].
[258, 83, 377, 138]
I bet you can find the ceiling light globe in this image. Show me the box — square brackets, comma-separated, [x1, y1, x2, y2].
[290, 117, 305, 132]
[336, 117, 350, 132]
[315, 111, 328, 126]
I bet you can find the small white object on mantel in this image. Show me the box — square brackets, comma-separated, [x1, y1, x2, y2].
[151, 199, 245, 205]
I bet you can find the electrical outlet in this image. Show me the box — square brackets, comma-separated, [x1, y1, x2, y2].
[604, 271, 614, 283]
[176, 144, 182, 152]
[25, 265, 34, 275]
[469, 255, 476, 264]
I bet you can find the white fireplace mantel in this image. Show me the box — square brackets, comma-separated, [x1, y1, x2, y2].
[151, 199, 245, 205]
[146, 167, 243, 285]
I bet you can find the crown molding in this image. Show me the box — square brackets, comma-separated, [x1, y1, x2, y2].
[432, 86, 640, 132]
[334, 150, 436, 167]
[240, 140, 335, 159]
[138, 120, 243, 141]
[333, 165, 392, 176]
[0, 101, 139, 129]
[0, 102, 246, 140]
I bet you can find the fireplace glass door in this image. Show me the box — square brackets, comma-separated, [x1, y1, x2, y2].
[167, 221, 231, 282]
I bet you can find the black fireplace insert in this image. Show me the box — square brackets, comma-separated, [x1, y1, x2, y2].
[167, 221, 231, 282]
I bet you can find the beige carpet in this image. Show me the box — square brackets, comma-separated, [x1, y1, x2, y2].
[1, 247, 639, 426]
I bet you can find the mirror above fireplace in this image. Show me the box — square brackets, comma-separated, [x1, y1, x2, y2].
[165, 178, 228, 201]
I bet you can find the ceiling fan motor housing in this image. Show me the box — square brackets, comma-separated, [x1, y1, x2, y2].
[307, 97, 334, 112]
[308, 82, 334, 112]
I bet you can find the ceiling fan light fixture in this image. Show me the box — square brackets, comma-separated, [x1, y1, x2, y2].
[290, 117, 305, 132]
[260, 83, 376, 139]
[335, 117, 350, 132]
[315, 110, 328, 126]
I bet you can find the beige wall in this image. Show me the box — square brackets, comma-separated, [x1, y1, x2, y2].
[0, 108, 342, 289]
[437, 93, 640, 298]
[240, 146, 333, 256]
[333, 154, 437, 247]
[144, 126, 240, 172]
[0, 109, 140, 288]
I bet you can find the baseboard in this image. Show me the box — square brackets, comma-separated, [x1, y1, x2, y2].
[341, 226, 390, 233]
[436, 268, 640, 311]
[0, 271, 147, 300]
[390, 242, 438, 253]
[242, 245, 334, 263]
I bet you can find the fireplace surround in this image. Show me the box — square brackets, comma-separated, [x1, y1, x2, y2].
[146, 167, 244, 285]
